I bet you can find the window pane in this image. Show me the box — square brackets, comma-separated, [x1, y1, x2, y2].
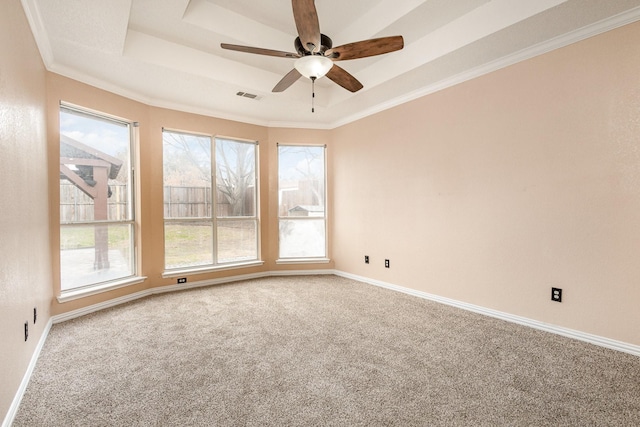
[60, 223, 133, 291]
[278, 145, 326, 260]
[215, 138, 256, 217]
[163, 131, 212, 219]
[278, 146, 325, 217]
[162, 132, 260, 272]
[164, 222, 213, 269]
[60, 109, 131, 221]
[279, 219, 326, 258]
[59, 106, 135, 292]
[217, 219, 257, 263]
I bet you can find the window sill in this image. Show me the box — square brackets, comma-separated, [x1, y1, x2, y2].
[276, 258, 331, 265]
[162, 260, 265, 278]
[58, 276, 147, 303]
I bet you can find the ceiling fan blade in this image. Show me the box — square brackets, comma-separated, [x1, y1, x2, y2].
[326, 65, 363, 93]
[292, 0, 321, 52]
[273, 69, 303, 92]
[221, 43, 300, 58]
[326, 36, 404, 61]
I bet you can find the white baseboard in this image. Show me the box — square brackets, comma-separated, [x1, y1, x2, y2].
[334, 270, 640, 358]
[6, 268, 638, 426]
[2, 318, 53, 427]
[53, 268, 640, 356]
[52, 269, 334, 324]
[5, 269, 334, 426]
[11, 268, 637, 426]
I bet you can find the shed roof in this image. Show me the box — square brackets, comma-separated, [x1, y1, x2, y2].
[289, 205, 324, 212]
[60, 134, 123, 179]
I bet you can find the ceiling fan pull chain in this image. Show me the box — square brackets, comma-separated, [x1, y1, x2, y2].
[311, 76, 316, 113]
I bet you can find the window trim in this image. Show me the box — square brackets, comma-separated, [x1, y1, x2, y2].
[275, 258, 331, 265]
[161, 260, 265, 278]
[276, 143, 328, 262]
[162, 130, 261, 273]
[58, 103, 141, 298]
[57, 275, 147, 303]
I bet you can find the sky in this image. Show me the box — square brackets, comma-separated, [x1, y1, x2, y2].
[60, 110, 324, 185]
[60, 109, 130, 158]
[278, 145, 325, 181]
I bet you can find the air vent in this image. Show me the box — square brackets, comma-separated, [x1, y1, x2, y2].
[236, 91, 262, 101]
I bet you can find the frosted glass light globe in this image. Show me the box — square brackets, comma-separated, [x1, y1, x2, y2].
[294, 55, 333, 79]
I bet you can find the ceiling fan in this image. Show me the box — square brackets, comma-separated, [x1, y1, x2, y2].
[221, 0, 404, 99]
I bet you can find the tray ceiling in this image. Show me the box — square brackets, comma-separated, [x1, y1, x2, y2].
[22, 0, 640, 128]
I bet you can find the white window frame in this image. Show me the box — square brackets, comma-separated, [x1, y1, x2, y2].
[276, 143, 329, 264]
[58, 103, 143, 302]
[162, 130, 262, 276]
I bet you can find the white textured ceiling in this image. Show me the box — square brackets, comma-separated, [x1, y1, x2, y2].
[22, 0, 640, 128]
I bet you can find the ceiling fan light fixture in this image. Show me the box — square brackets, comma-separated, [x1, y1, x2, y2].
[294, 55, 333, 79]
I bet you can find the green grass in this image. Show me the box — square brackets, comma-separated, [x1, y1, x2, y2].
[164, 222, 256, 268]
[61, 222, 257, 269]
[60, 225, 130, 250]
[164, 223, 213, 267]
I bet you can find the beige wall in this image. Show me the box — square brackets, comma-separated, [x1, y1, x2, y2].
[3, 3, 640, 421]
[332, 21, 640, 346]
[0, 0, 52, 421]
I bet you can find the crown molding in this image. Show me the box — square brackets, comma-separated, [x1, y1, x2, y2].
[330, 5, 640, 129]
[21, 1, 640, 130]
[20, 0, 54, 66]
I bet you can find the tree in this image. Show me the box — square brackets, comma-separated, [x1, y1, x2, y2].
[216, 139, 255, 216]
[162, 131, 255, 216]
[162, 131, 211, 187]
[279, 145, 325, 209]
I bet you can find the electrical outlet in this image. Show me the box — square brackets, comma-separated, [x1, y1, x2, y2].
[551, 287, 562, 302]
[177, 277, 187, 284]
[33, 307, 37, 324]
[385, 259, 390, 268]
[24, 322, 28, 342]
[365, 255, 369, 264]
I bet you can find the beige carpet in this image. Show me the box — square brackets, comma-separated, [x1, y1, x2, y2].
[14, 275, 640, 426]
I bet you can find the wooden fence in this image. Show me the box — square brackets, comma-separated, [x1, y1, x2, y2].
[163, 186, 212, 218]
[61, 183, 255, 222]
[60, 182, 128, 222]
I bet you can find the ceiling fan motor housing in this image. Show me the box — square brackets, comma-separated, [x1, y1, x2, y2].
[295, 34, 333, 56]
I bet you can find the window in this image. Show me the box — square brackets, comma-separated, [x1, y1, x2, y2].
[163, 131, 259, 271]
[59, 105, 136, 292]
[277, 144, 327, 260]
